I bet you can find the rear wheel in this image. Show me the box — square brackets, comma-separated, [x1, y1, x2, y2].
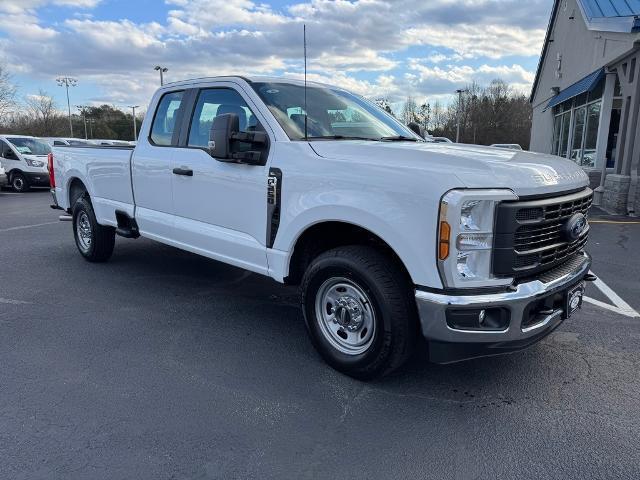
[301, 245, 418, 380]
[11, 172, 29, 192]
[72, 196, 115, 262]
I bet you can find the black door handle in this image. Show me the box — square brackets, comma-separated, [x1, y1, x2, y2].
[173, 167, 193, 176]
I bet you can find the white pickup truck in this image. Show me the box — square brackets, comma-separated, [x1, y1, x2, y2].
[50, 76, 594, 379]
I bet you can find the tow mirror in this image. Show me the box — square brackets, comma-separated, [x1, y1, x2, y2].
[407, 122, 423, 138]
[209, 113, 267, 165]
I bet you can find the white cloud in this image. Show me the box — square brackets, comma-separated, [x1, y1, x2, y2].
[0, 0, 548, 105]
[404, 24, 546, 59]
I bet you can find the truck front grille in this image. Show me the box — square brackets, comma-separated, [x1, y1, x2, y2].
[493, 188, 592, 278]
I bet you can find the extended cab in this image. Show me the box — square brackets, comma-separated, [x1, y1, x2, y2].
[50, 76, 594, 379]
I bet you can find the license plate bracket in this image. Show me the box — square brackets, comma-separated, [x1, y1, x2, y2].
[564, 282, 585, 319]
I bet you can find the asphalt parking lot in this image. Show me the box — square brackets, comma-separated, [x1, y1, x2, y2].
[1, 190, 640, 480]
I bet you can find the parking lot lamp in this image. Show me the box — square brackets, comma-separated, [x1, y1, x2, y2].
[128, 105, 140, 140]
[455, 88, 468, 143]
[154, 66, 168, 86]
[56, 76, 77, 137]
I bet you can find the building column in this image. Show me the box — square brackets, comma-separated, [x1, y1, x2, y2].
[593, 71, 617, 206]
[620, 58, 640, 179]
[604, 51, 640, 214]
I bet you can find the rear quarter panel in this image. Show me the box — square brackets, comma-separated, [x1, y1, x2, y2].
[54, 146, 135, 225]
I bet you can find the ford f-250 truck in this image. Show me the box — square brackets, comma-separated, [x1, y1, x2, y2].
[50, 76, 594, 379]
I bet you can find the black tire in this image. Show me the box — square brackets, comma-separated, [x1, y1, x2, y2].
[72, 195, 115, 262]
[301, 245, 418, 380]
[11, 172, 29, 192]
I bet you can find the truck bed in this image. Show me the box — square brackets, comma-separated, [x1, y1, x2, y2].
[53, 145, 136, 227]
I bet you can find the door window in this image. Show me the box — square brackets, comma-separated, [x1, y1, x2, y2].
[187, 88, 260, 148]
[0, 140, 15, 159]
[150, 91, 184, 146]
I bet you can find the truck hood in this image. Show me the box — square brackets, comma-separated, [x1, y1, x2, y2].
[310, 141, 590, 197]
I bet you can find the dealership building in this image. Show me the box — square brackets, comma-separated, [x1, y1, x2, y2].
[530, 0, 640, 214]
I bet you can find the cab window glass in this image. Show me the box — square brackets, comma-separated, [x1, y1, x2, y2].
[188, 88, 260, 148]
[150, 91, 184, 146]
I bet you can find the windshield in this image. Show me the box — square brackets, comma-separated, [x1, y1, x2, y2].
[7, 137, 52, 155]
[251, 82, 422, 141]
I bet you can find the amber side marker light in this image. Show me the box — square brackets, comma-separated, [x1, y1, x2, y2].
[439, 221, 450, 260]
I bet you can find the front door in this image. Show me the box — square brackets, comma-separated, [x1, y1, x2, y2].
[170, 86, 270, 275]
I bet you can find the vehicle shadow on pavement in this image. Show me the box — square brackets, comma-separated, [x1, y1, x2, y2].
[105, 237, 560, 393]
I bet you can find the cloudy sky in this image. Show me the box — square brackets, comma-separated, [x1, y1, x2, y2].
[0, 0, 553, 112]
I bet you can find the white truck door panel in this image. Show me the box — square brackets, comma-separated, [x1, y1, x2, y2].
[131, 90, 185, 240]
[170, 86, 269, 274]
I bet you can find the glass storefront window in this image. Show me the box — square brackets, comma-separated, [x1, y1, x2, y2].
[552, 115, 562, 155]
[552, 111, 571, 158]
[560, 111, 571, 158]
[571, 106, 586, 163]
[552, 93, 603, 168]
[581, 101, 600, 168]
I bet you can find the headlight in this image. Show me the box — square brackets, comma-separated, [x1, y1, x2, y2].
[437, 189, 518, 289]
[25, 159, 45, 167]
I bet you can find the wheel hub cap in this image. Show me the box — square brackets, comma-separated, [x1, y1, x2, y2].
[314, 277, 376, 355]
[76, 211, 92, 251]
[332, 297, 364, 331]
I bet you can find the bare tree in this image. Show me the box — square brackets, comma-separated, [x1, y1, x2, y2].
[400, 79, 532, 147]
[375, 97, 395, 116]
[400, 96, 418, 125]
[0, 65, 17, 121]
[25, 90, 62, 136]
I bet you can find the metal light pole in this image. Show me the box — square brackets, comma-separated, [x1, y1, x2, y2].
[154, 65, 168, 86]
[128, 105, 140, 140]
[455, 88, 468, 143]
[76, 105, 88, 140]
[57, 76, 78, 137]
[88, 118, 95, 139]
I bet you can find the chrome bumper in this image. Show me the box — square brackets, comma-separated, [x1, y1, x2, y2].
[415, 252, 592, 362]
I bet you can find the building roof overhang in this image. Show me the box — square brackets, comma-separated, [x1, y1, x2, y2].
[530, 0, 640, 103]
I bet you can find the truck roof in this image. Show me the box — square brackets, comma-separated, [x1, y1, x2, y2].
[164, 75, 336, 90]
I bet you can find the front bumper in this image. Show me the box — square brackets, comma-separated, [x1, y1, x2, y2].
[25, 171, 49, 186]
[415, 252, 592, 363]
[0, 173, 7, 187]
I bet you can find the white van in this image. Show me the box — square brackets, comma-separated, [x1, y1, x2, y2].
[43, 137, 91, 147]
[0, 135, 52, 192]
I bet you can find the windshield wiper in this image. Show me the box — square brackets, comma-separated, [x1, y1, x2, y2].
[305, 135, 378, 141]
[379, 135, 420, 142]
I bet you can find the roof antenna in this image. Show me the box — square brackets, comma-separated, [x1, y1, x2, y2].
[304, 23, 308, 141]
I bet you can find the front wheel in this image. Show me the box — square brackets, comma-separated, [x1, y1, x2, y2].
[301, 246, 418, 380]
[11, 172, 29, 192]
[72, 196, 116, 262]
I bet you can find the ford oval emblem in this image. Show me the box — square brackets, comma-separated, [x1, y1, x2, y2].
[563, 213, 588, 241]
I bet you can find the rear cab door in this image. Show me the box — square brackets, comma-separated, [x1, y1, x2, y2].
[132, 89, 186, 240]
[168, 80, 275, 275]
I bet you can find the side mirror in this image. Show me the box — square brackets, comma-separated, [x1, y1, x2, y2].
[209, 112, 238, 160]
[209, 113, 268, 165]
[407, 122, 423, 138]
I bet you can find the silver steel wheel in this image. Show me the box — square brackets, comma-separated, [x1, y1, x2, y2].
[314, 277, 376, 355]
[76, 211, 92, 252]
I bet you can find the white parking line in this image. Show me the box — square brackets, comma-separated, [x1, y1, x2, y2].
[0, 221, 60, 232]
[583, 271, 640, 318]
[0, 298, 31, 305]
